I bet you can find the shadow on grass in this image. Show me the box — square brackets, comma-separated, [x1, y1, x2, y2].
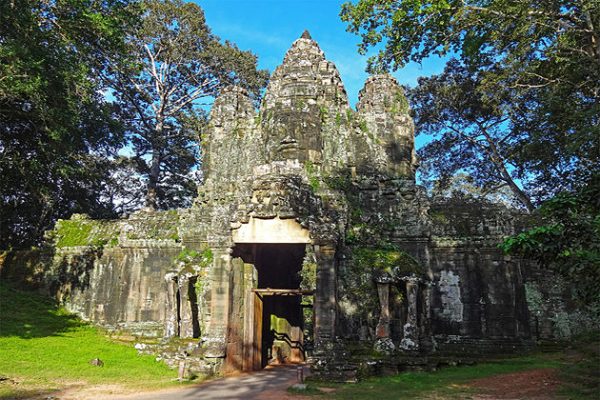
[0, 281, 83, 338]
[558, 331, 600, 399]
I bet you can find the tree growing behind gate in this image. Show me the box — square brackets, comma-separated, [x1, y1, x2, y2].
[0, 0, 269, 247]
[341, 0, 599, 207]
[341, 0, 600, 307]
[106, 0, 269, 210]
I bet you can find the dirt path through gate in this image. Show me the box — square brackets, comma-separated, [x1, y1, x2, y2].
[55, 364, 311, 400]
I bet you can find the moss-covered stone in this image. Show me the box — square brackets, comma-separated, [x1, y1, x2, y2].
[52, 215, 119, 248]
[352, 246, 422, 277]
[124, 210, 180, 241]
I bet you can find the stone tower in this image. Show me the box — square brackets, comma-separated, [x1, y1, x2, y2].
[202, 32, 418, 184]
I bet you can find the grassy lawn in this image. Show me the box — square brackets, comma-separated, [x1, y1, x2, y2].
[0, 282, 182, 399]
[301, 355, 559, 399]
[301, 336, 599, 400]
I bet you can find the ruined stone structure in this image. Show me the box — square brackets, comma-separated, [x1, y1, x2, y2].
[4, 32, 582, 378]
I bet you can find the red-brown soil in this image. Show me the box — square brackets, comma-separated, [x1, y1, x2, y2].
[469, 368, 561, 400]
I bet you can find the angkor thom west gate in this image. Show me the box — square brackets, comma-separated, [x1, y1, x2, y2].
[7, 31, 577, 379]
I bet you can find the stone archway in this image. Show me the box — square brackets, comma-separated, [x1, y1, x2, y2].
[220, 216, 338, 372]
[227, 217, 314, 371]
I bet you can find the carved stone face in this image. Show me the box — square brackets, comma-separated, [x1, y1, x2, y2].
[266, 101, 323, 163]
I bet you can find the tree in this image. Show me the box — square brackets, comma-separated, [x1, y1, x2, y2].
[341, 0, 599, 204]
[0, 0, 137, 248]
[427, 173, 521, 208]
[106, 0, 269, 210]
[500, 174, 600, 307]
[409, 60, 534, 211]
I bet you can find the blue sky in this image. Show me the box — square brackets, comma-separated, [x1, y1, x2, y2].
[196, 0, 447, 107]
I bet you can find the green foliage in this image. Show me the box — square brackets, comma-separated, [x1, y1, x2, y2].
[345, 109, 354, 123]
[335, 112, 343, 126]
[309, 176, 321, 192]
[54, 221, 94, 248]
[358, 119, 369, 133]
[428, 210, 449, 225]
[175, 247, 212, 297]
[501, 175, 600, 307]
[110, 0, 269, 210]
[0, 282, 179, 398]
[352, 245, 421, 276]
[392, 91, 409, 114]
[0, 0, 137, 248]
[304, 161, 322, 192]
[304, 160, 317, 175]
[324, 175, 352, 194]
[409, 60, 535, 210]
[300, 262, 317, 292]
[341, 0, 599, 206]
[175, 247, 213, 267]
[319, 105, 329, 122]
[53, 217, 119, 248]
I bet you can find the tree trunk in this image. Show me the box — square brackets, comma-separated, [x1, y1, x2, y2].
[146, 122, 163, 209]
[481, 129, 535, 213]
[504, 174, 535, 213]
[145, 151, 161, 209]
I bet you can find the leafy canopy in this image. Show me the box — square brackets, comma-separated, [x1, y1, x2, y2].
[500, 175, 600, 307]
[0, 0, 137, 248]
[107, 0, 269, 210]
[410, 59, 534, 210]
[342, 0, 599, 204]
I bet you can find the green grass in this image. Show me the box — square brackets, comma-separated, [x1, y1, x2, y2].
[0, 282, 181, 398]
[558, 331, 600, 400]
[2, 281, 598, 400]
[302, 344, 600, 400]
[311, 356, 561, 399]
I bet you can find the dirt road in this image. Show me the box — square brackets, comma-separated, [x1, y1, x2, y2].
[56, 364, 308, 400]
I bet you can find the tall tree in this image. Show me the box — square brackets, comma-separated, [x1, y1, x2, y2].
[106, 0, 269, 210]
[341, 0, 600, 204]
[410, 60, 534, 211]
[0, 0, 137, 248]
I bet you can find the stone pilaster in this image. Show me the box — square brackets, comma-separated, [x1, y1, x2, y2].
[374, 280, 395, 354]
[420, 281, 434, 350]
[204, 248, 232, 358]
[400, 276, 420, 351]
[178, 274, 195, 338]
[164, 273, 178, 337]
[375, 282, 391, 338]
[313, 244, 336, 352]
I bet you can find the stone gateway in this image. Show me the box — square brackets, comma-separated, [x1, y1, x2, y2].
[4, 32, 580, 379]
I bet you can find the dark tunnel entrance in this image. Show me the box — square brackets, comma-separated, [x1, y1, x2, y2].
[232, 243, 311, 369]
